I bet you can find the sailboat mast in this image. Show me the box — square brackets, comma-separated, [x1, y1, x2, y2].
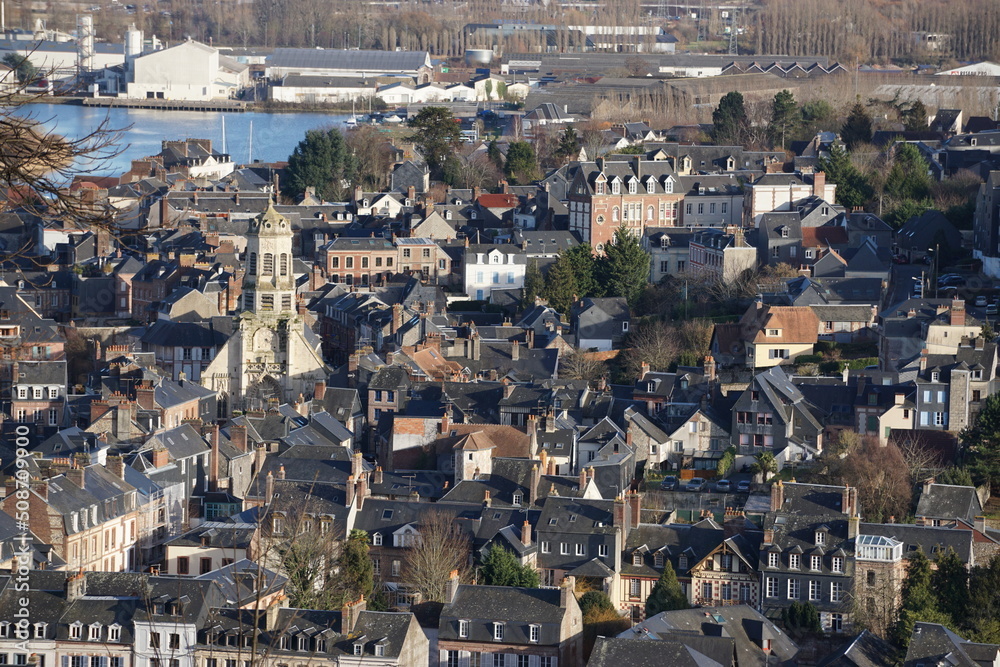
[221, 115, 227, 155]
[248, 120, 253, 164]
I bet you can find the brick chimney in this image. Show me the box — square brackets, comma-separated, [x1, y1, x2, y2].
[314, 380, 326, 403]
[529, 464, 540, 506]
[579, 468, 588, 492]
[346, 474, 355, 507]
[951, 299, 966, 326]
[511, 339, 519, 361]
[90, 400, 110, 424]
[640, 362, 650, 380]
[342, 595, 367, 633]
[483, 489, 492, 507]
[391, 303, 404, 334]
[770, 480, 784, 511]
[66, 571, 87, 602]
[151, 448, 169, 469]
[521, 520, 531, 547]
[231, 424, 248, 453]
[559, 576, 575, 608]
[704, 355, 716, 382]
[374, 466, 383, 485]
[502, 378, 514, 399]
[264, 470, 274, 502]
[106, 455, 125, 480]
[842, 486, 858, 516]
[352, 451, 363, 479]
[627, 491, 641, 527]
[440, 404, 451, 434]
[136, 382, 156, 410]
[812, 171, 826, 197]
[613, 495, 630, 535]
[66, 465, 85, 489]
[445, 569, 460, 603]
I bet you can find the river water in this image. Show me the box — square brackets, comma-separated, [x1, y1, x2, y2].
[14, 103, 354, 177]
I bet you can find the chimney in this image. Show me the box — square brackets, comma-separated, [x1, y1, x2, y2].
[264, 470, 274, 502]
[628, 491, 641, 527]
[90, 400, 110, 424]
[342, 595, 367, 633]
[483, 489, 492, 507]
[66, 465, 85, 489]
[445, 569, 460, 603]
[919, 349, 928, 372]
[529, 464, 540, 506]
[613, 495, 630, 535]
[265, 599, 282, 631]
[106, 455, 125, 480]
[346, 474, 356, 507]
[277, 464, 286, 481]
[545, 409, 556, 433]
[842, 486, 858, 516]
[348, 351, 360, 388]
[525, 328, 535, 349]
[511, 339, 519, 361]
[703, 355, 716, 382]
[407, 185, 415, 202]
[374, 466, 383, 485]
[231, 424, 248, 453]
[502, 378, 514, 399]
[640, 362, 650, 380]
[65, 571, 87, 602]
[136, 382, 156, 410]
[559, 576, 575, 609]
[763, 528, 774, 544]
[922, 478, 935, 496]
[770, 480, 784, 511]
[209, 425, 220, 491]
[355, 475, 368, 509]
[391, 303, 403, 333]
[352, 451, 363, 479]
[950, 299, 966, 326]
[812, 171, 826, 198]
[314, 381, 326, 402]
[848, 515, 860, 540]
[440, 404, 451, 434]
[521, 520, 531, 547]
[539, 449, 549, 477]
[354, 185, 363, 203]
[579, 468, 588, 491]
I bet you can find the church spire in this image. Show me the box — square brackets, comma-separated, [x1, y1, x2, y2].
[242, 203, 296, 315]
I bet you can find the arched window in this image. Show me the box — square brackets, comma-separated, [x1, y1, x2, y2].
[647, 206, 654, 220]
[612, 207, 619, 222]
[279, 254, 288, 276]
[263, 253, 274, 274]
[248, 252, 257, 274]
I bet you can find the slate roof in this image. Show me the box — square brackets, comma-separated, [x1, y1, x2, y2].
[816, 630, 896, 667]
[903, 622, 996, 667]
[915, 483, 983, 522]
[268, 48, 430, 72]
[342, 611, 417, 658]
[589, 636, 729, 667]
[439, 585, 569, 644]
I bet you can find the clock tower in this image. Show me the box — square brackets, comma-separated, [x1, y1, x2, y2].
[202, 203, 328, 413]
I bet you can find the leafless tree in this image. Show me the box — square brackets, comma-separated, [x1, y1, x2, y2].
[580, 120, 610, 161]
[346, 125, 394, 191]
[619, 321, 681, 379]
[894, 431, 946, 483]
[559, 348, 606, 383]
[456, 150, 501, 190]
[402, 510, 471, 603]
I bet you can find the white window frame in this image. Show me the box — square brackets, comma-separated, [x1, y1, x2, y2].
[493, 622, 504, 641]
[459, 620, 469, 638]
[529, 624, 540, 643]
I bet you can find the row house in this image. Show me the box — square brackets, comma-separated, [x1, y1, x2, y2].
[914, 334, 998, 433]
[567, 156, 685, 252]
[688, 227, 757, 283]
[644, 227, 694, 282]
[9, 360, 67, 428]
[676, 174, 744, 228]
[744, 171, 837, 227]
[463, 244, 527, 302]
[731, 366, 825, 468]
[760, 482, 856, 634]
[130, 260, 185, 323]
[1, 463, 141, 572]
[135, 319, 228, 384]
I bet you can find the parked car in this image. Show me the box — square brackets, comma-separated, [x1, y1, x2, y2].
[988, 304, 998, 316]
[736, 480, 753, 493]
[685, 477, 706, 492]
[976, 296, 989, 307]
[659, 476, 679, 491]
[892, 254, 909, 264]
[715, 479, 732, 492]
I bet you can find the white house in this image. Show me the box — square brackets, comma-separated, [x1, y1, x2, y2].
[126, 39, 249, 100]
[463, 245, 527, 301]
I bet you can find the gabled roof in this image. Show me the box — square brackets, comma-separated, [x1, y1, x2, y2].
[915, 483, 983, 522]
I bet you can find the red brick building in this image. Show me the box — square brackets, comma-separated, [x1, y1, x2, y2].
[567, 156, 684, 252]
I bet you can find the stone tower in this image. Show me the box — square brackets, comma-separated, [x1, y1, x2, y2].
[201, 203, 328, 413]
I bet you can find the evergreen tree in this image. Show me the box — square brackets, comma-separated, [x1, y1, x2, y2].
[579, 591, 616, 618]
[841, 103, 874, 150]
[967, 554, 1000, 642]
[409, 106, 462, 180]
[504, 141, 539, 184]
[933, 548, 969, 626]
[479, 545, 540, 588]
[487, 139, 504, 170]
[555, 126, 580, 163]
[282, 128, 357, 201]
[522, 260, 545, 308]
[338, 529, 374, 603]
[645, 560, 689, 616]
[768, 89, 800, 150]
[885, 143, 932, 204]
[903, 100, 929, 131]
[962, 393, 1000, 491]
[565, 243, 599, 297]
[544, 252, 578, 315]
[895, 549, 953, 647]
[712, 91, 748, 145]
[2, 54, 36, 83]
[600, 226, 650, 308]
[817, 143, 872, 209]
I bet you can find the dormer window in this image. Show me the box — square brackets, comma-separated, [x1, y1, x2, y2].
[766, 329, 780, 337]
[632, 552, 643, 566]
[373, 533, 382, 546]
[931, 372, 940, 382]
[297, 635, 309, 651]
[353, 643, 363, 656]
[611, 180, 621, 195]
[362, 199, 370, 208]
[375, 645, 385, 657]
[781, 227, 789, 238]
[595, 182, 605, 195]
[34, 623, 47, 639]
[529, 624, 540, 643]
[628, 180, 637, 195]
[646, 180, 655, 194]
[445, 210, 452, 220]
[69, 622, 83, 640]
[0, 622, 9, 638]
[459, 620, 469, 638]
[512, 493, 523, 506]
[654, 553, 664, 568]
[493, 622, 505, 641]
[664, 178, 673, 194]
[89, 623, 102, 641]
[678, 555, 688, 570]
[815, 531, 826, 546]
